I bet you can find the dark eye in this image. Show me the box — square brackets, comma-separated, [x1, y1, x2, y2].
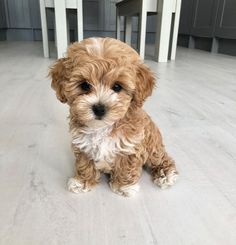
[80, 81, 91, 92]
[112, 83, 122, 93]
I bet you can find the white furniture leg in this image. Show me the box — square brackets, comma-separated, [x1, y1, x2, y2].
[116, 9, 121, 40]
[54, 0, 68, 58]
[154, 0, 172, 62]
[138, 2, 147, 59]
[77, 0, 83, 42]
[170, 0, 181, 60]
[39, 0, 49, 58]
[125, 16, 132, 45]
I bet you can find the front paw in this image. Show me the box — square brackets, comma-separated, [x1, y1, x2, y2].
[153, 169, 178, 189]
[109, 182, 140, 197]
[67, 177, 90, 193]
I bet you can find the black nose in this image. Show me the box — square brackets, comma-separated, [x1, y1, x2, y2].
[92, 103, 106, 118]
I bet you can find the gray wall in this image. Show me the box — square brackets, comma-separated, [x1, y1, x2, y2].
[0, 0, 157, 43]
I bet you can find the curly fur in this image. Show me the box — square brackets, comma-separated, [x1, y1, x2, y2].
[50, 37, 178, 197]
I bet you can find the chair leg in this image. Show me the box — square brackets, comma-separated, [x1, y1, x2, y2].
[54, 0, 68, 58]
[125, 16, 132, 46]
[138, 4, 147, 59]
[116, 9, 121, 40]
[39, 0, 49, 58]
[77, 0, 83, 42]
[170, 0, 181, 60]
[154, 0, 172, 62]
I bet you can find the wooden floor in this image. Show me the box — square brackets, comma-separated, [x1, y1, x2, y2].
[0, 41, 236, 245]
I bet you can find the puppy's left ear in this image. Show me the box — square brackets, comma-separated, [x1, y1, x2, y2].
[49, 58, 69, 103]
[132, 63, 155, 108]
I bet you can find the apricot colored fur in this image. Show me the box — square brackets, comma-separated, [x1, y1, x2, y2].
[50, 37, 178, 196]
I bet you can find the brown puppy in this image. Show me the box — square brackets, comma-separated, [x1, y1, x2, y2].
[50, 37, 178, 197]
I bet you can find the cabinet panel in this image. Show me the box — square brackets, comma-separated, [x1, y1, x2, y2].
[215, 0, 236, 39]
[191, 0, 219, 37]
[178, 0, 194, 34]
[0, 0, 7, 28]
[6, 0, 31, 28]
[29, 0, 41, 29]
[104, 0, 118, 31]
[83, 0, 104, 30]
[146, 15, 156, 32]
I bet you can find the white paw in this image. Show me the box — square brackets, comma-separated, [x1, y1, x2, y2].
[110, 182, 140, 197]
[154, 169, 178, 189]
[67, 178, 90, 193]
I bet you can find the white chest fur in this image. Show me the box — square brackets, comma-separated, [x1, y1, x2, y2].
[72, 125, 140, 163]
[72, 126, 119, 163]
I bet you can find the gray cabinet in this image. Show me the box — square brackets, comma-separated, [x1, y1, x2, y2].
[215, 0, 236, 39]
[191, 0, 219, 37]
[178, 0, 236, 56]
[178, 0, 194, 35]
[0, 0, 6, 40]
[29, 0, 42, 29]
[0, 0, 7, 28]
[83, 0, 104, 31]
[104, 0, 117, 31]
[5, 0, 31, 28]
[179, 0, 236, 39]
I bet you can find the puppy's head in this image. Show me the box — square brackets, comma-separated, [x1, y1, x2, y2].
[50, 38, 155, 128]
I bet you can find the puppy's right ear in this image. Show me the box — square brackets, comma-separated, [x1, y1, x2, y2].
[49, 58, 69, 103]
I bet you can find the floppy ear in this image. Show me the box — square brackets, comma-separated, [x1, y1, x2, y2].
[132, 63, 155, 108]
[49, 58, 69, 103]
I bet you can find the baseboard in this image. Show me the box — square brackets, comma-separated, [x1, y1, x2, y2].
[177, 34, 236, 56]
[4, 28, 156, 44]
[0, 29, 6, 41]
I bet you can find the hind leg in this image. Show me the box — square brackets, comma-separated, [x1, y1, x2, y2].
[147, 148, 178, 189]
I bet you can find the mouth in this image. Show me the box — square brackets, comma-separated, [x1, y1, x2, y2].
[84, 116, 107, 127]
[95, 116, 103, 120]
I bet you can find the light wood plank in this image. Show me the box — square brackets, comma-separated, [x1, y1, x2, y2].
[0, 42, 236, 245]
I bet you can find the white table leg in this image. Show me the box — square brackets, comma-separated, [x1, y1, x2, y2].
[125, 16, 132, 45]
[77, 0, 83, 42]
[116, 9, 121, 40]
[54, 0, 68, 58]
[170, 0, 181, 60]
[154, 0, 172, 62]
[39, 0, 49, 58]
[138, 2, 147, 59]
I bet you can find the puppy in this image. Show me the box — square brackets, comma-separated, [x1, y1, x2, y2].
[50, 37, 178, 197]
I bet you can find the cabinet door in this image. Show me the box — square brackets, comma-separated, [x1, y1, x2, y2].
[6, 0, 31, 28]
[29, 0, 41, 29]
[178, 0, 194, 35]
[83, 0, 104, 31]
[0, 0, 7, 28]
[215, 0, 236, 39]
[191, 0, 219, 37]
[104, 0, 118, 31]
